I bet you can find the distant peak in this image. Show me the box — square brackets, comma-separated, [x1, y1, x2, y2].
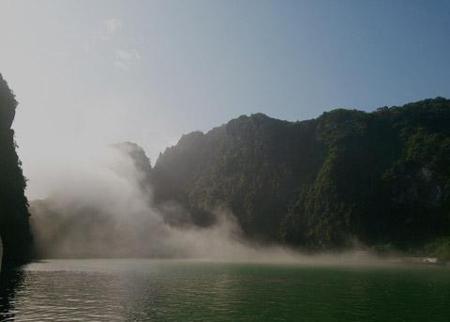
[113, 141, 152, 171]
[177, 131, 204, 146]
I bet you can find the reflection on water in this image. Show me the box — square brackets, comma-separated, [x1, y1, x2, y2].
[0, 267, 24, 321]
[0, 259, 449, 322]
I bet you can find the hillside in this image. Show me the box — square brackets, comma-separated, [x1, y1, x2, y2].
[151, 98, 450, 251]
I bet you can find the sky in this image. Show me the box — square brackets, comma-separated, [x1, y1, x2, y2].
[0, 0, 449, 199]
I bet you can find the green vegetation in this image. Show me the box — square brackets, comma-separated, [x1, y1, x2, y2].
[0, 74, 33, 266]
[424, 237, 450, 261]
[151, 98, 450, 252]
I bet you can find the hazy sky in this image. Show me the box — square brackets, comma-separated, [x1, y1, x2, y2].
[1, 0, 449, 199]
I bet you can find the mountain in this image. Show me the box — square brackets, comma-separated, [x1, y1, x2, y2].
[28, 97, 450, 259]
[151, 98, 450, 251]
[0, 74, 33, 266]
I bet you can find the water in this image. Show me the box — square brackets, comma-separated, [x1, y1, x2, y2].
[0, 259, 449, 322]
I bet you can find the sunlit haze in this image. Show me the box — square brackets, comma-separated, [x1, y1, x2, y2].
[1, 0, 449, 199]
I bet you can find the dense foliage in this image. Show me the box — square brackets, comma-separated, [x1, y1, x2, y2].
[0, 74, 33, 265]
[151, 98, 450, 250]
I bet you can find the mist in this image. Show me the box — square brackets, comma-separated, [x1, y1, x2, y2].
[29, 144, 268, 260]
[28, 143, 396, 266]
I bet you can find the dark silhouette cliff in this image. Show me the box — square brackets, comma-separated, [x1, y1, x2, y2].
[0, 74, 33, 266]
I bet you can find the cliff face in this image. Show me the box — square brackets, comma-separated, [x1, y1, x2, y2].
[151, 98, 450, 249]
[0, 74, 33, 266]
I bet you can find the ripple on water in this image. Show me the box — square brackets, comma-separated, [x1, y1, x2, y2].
[0, 259, 448, 322]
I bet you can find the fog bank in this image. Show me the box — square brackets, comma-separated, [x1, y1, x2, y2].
[28, 144, 272, 260]
[30, 144, 395, 265]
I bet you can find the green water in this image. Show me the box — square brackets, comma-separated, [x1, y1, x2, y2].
[0, 259, 449, 321]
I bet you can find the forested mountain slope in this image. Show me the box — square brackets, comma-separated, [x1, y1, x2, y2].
[151, 98, 450, 250]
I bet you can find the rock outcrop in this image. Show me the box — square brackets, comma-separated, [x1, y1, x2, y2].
[0, 74, 33, 266]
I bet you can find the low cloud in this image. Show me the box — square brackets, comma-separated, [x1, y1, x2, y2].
[28, 144, 295, 261]
[30, 144, 396, 266]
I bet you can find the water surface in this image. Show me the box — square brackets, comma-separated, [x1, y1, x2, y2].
[0, 259, 449, 321]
